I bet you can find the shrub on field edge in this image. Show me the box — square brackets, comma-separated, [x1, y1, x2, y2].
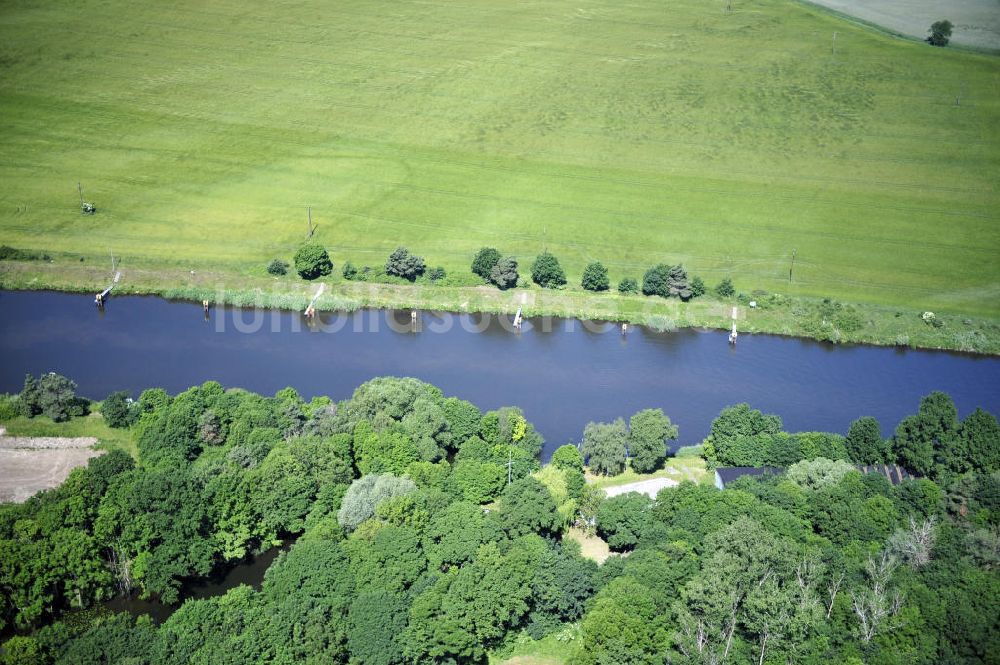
[927, 20, 952, 47]
[294, 244, 333, 280]
[643, 264, 690, 299]
[102, 391, 138, 429]
[472, 247, 501, 280]
[385, 247, 426, 281]
[530, 252, 567, 289]
[690, 276, 706, 298]
[266, 259, 289, 276]
[490, 256, 519, 290]
[618, 278, 638, 294]
[582, 262, 609, 292]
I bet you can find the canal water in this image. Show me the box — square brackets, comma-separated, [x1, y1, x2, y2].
[1, 290, 997, 453]
[99, 541, 292, 622]
[2, 289, 998, 620]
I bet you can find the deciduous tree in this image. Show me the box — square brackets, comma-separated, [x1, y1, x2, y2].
[531, 252, 567, 288]
[628, 408, 678, 473]
[293, 244, 332, 280]
[471, 247, 501, 280]
[489, 256, 519, 290]
[927, 19, 952, 46]
[581, 262, 609, 292]
[581, 419, 628, 476]
[845, 416, 888, 464]
[385, 247, 426, 281]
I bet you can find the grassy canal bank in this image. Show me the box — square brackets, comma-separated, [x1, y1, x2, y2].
[3, 258, 999, 355]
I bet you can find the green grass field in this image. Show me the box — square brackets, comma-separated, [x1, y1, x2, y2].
[1, 0, 998, 317]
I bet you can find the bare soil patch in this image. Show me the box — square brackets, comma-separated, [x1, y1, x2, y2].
[0, 435, 102, 503]
[564, 527, 613, 564]
[604, 476, 679, 499]
[803, 0, 1000, 49]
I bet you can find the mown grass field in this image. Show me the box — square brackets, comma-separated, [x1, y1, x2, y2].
[1, 0, 998, 317]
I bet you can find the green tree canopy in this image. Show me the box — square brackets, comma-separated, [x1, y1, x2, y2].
[893, 391, 961, 477]
[928, 19, 952, 46]
[690, 275, 706, 298]
[385, 247, 426, 281]
[581, 262, 609, 291]
[581, 419, 628, 476]
[715, 276, 735, 297]
[494, 477, 561, 539]
[550, 444, 584, 472]
[628, 408, 678, 473]
[960, 407, 1000, 474]
[471, 247, 501, 279]
[530, 251, 567, 288]
[667, 264, 691, 299]
[596, 492, 654, 551]
[618, 277, 638, 294]
[101, 391, 136, 429]
[293, 244, 332, 280]
[337, 473, 417, 531]
[642, 263, 671, 297]
[706, 403, 783, 467]
[845, 416, 888, 464]
[347, 590, 410, 665]
[20, 373, 87, 422]
[489, 256, 519, 290]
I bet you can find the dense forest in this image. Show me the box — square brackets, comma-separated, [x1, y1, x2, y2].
[1, 377, 997, 664]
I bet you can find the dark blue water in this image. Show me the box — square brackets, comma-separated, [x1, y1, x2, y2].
[1, 290, 997, 454]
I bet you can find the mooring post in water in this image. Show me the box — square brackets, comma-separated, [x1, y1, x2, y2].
[95, 292, 103, 308]
[621, 322, 628, 335]
[729, 306, 738, 344]
[304, 283, 324, 318]
[411, 310, 421, 332]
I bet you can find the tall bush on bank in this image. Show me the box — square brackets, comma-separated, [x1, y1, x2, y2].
[490, 256, 519, 290]
[642, 264, 671, 297]
[471, 247, 501, 280]
[716, 277, 735, 298]
[618, 278, 638, 294]
[530, 252, 566, 289]
[385, 247, 426, 281]
[266, 259, 288, 276]
[19, 373, 88, 422]
[582, 262, 609, 292]
[102, 391, 137, 429]
[294, 244, 333, 280]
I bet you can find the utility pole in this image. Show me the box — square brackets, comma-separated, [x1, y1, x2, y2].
[832, 31, 838, 55]
[307, 206, 313, 238]
[789, 249, 796, 282]
[78, 182, 84, 208]
[109, 247, 115, 273]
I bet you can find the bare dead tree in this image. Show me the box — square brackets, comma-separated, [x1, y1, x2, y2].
[107, 538, 134, 596]
[889, 516, 938, 569]
[826, 572, 845, 619]
[851, 550, 904, 643]
[673, 611, 722, 665]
